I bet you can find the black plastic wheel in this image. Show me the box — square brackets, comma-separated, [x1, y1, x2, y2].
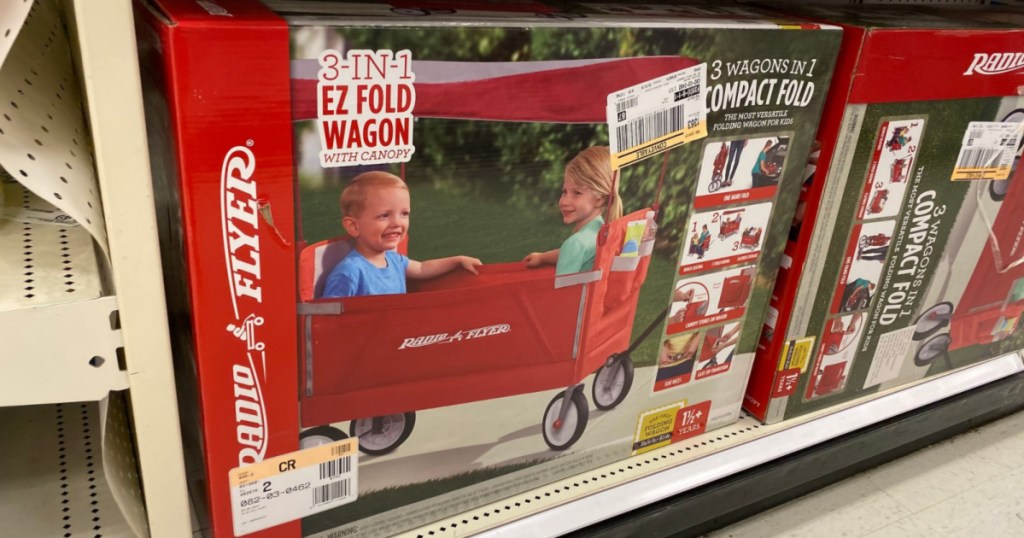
[299, 425, 348, 450]
[990, 177, 1010, 202]
[542, 388, 589, 451]
[349, 412, 416, 456]
[914, 333, 952, 368]
[913, 302, 954, 341]
[593, 355, 635, 410]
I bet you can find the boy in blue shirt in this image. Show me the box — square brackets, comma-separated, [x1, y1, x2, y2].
[322, 172, 481, 298]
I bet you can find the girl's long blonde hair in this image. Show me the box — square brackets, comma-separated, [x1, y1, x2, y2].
[564, 146, 623, 221]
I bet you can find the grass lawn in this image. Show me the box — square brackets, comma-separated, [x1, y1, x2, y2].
[299, 180, 675, 367]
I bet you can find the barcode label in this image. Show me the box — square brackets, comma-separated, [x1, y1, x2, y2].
[607, 63, 707, 170]
[951, 121, 1022, 181]
[229, 438, 358, 536]
[313, 479, 352, 505]
[319, 456, 352, 479]
[957, 147, 1002, 169]
[616, 96, 638, 113]
[613, 104, 686, 154]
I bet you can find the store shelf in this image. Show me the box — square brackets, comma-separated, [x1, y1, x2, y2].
[1, 2, 1013, 538]
[0, 397, 146, 537]
[400, 352, 1024, 538]
[0, 180, 128, 406]
[65, 0, 191, 535]
[0, 0, 188, 535]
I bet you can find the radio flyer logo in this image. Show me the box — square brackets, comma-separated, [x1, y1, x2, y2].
[398, 324, 511, 350]
[963, 52, 1024, 76]
[221, 143, 269, 466]
[317, 49, 416, 167]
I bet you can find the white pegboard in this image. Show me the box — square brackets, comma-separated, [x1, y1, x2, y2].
[0, 175, 120, 406]
[0, 1, 33, 69]
[0, 400, 139, 537]
[0, 293, 128, 406]
[0, 176, 101, 308]
[0, 0, 107, 255]
[100, 393, 148, 537]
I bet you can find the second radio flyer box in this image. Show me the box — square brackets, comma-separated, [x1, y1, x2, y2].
[746, 5, 1024, 423]
[136, 1, 839, 536]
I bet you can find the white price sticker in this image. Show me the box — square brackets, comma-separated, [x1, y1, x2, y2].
[229, 438, 358, 536]
[607, 63, 708, 170]
[951, 121, 1024, 181]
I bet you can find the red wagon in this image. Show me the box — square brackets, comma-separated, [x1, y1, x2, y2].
[890, 157, 909, 183]
[718, 267, 755, 311]
[867, 189, 888, 214]
[294, 56, 695, 454]
[740, 226, 761, 250]
[707, 142, 729, 193]
[719, 209, 742, 239]
[911, 107, 1024, 368]
[859, 233, 890, 249]
[812, 362, 847, 397]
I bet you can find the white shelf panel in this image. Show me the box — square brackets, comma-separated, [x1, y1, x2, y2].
[400, 352, 1024, 538]
[0, 399, 143, 537]
[0, 180, 126, 406]
[67, 0, 191, 535]
[0, 294, 127, 406]
[0, 179, 101, 308]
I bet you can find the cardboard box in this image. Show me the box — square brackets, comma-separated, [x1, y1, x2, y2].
[745, 5, 1024, 423]
[136, 1, 838, 535]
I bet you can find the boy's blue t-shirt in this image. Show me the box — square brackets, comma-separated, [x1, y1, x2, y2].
[556, 216, 604, 276]
[322, 249, 409, 298]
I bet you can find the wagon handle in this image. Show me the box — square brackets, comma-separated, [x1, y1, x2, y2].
[652, 150, 669, 215]
[598, 150, 670, 246]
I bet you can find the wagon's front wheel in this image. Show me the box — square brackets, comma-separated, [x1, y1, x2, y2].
[914, 333, 951, 368]
[350, 412, 416, 456]
[542, 388, 588, 451]
[299, 425, 348, 450]
[913, 302, 953, 341]
[593, 355, 634, 410]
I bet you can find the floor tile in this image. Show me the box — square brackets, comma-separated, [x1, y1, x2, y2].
[706, 411, 1024, 538]
[705, 476, 911, 538]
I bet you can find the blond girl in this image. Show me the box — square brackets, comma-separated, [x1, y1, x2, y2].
[524, 146, 623, 276]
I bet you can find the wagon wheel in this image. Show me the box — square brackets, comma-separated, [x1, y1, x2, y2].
[299, 425, 348, 450]
[914, 333, 951, 368]
[912, 302, 954, 341]
[708, 177, 723, 193]
[990, 176, 1011, 202]
[349, 412, 416, 456]
[592, 354, 635, 410]
[541, 388, 589, 451]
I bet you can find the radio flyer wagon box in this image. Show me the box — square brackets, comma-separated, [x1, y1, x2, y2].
[136, 1, 838, 536]
[744, 5, 1024, 424]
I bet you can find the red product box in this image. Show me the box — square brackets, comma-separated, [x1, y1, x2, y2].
[745, 5, 1024, 423]
[137, 1, 839, 536]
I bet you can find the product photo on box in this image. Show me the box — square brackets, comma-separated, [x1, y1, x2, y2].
[135, 1, 840, 536]
[745, 4, 1024, 424]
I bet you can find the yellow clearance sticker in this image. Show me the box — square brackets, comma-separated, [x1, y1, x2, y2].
[632, 401, 685, 455]
[612, 121, 708, 170]
[951, 121, 1022, 181]
[607, 64, 708, 171]
[778, 336, 815, 373]
[230, 438, 357, 486]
